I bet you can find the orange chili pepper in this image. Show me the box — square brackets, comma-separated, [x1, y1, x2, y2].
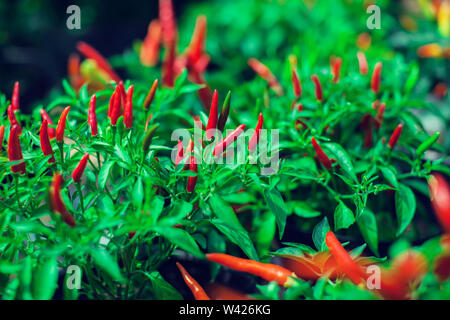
[176, 262, 210, 300]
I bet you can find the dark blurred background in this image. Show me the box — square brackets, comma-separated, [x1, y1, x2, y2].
[0, 0, 199, 113]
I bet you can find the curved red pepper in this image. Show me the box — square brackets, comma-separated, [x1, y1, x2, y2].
[11, 81, 20, 111]
[206, 89, 218, 140]
[8, 105, 22, 134]
[310, 74, 323, 101]
[56, 106, 70, 143]
[291, 68, 302, 99]
[40, 109, 56, 139]
[248, 58, 284, 96]
[213, 124, 246, 156]
[88, 94, 98, 136]
[248, 113, 263, 152]
[428, 173, 450, 232]
[388, 124, 403, 149]
[72, 153, 89, 183]
[186, 155, 198, 193]
[357, 51, 368, 75]
[311, 137, 332, 170]
[144, 79, 159, 110]
[371, 62, 382, 94]
[8, 125, 26, 174]
[124, 85, 134, 129]
[40, 120, 55, 164]
[50, 173, 76, 227]
[176, 262, 210, 300]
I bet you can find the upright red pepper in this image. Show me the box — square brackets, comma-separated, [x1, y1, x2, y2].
[332, 57, 342, 83]
[159, 0, 178, 87]
[144, 79, 159, 110]
[72, 153, 90, 183]
[187, 15, 207, 70]
[88, 94, 98, 136]
[206, 89, 218, 140]
[11, 81, 20, 111]
[76, 41, 121, 83]
[8, 105, 22, 134]
[8, 125, 26, 174]
[248, 113, 263, 152]
[176, 262, 210, 300]
[124, 85, 134, 129]
[186, 155, 198, 193]
[0, 125, 4, 151]
[388, 124, 403, 149]
[374, 102, 386, 130]
[291, 68, 302, 99]
[371, 62, 382, 94]
[40, 109, 56, 139]
[213, 124, 246, 156]
[325, 231, 365, 285]
[311, 137, 332, 170]
[40, 120, 55, 164]
[175, 139, 184, 168]
[49, 173, 76, 227]
[217, 91, 231, 132]
[56, 106, 70, 143]
[428, 173, 450, 233]
[118, 81, 126, 111]
[248, 58, 284, 96]
[357, 51, 368, 75]
[140, 19, 162, 67]
[206, 253, 297, 287]
[109, 87, 122, 126]
[310, 75, 323, 101]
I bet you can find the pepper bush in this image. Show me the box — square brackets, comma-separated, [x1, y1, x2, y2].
[0, 0, 449, 300]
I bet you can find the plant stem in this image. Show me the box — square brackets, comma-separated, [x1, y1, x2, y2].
[75, 183, 85, 213]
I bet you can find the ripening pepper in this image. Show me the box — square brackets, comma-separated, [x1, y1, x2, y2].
[186, 155, 198, 193]
[56, 106, 71, 143]
[0, 125, 4, 151]
[140, 19, 162, 67]
[217, 91, 231, 132]
[76, 41, 121, 83]
[428, 173, 450, 233]
[124, 85, 134, 129]
[143, 79, 159, 110]
[248, 58, 284, 96]
[8, 104, 22, 134]
[388, 124, 403, 149]
[213, 124, 246, 156]
[310, 75, 323, 101]
[357, 51, 368, 75]
[40, 120, 55, 164]
[331, 57, 342, 83]
[186, 15, 207, 71]
[72, 153, 90, 183]
[8, 124, 26, 174]
[49, 173, 76, 227]
[291, 68, 302, 98]
[11, 81, 20, 111]
[176, 262, 210, 300]
[206, 89, 218, 140]
[311, 137, 332, 170]
[142, 124, 160, 154]
[206, 253, 297, 287]
[371, 62, 382, 94]
[175, 139, 184, 168]
[88, 94, 98, 136]
[40, 109, 56, 139]
[248, 113, 263, 152]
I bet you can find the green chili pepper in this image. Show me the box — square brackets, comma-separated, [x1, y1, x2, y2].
[19, 256, 33, 300]
[142, 124, 160, 154]
[404, 63, 419, 94]
[417, 132, 440, 158]
[32, 257, 59, 300]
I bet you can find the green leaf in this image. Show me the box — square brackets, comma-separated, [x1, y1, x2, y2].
[356, 209, 378, 256]
[312, 217, 330, 251]
[263, 188, 288, 239]
[62, 79, 77, 98]
[209, 194, 246, 233]
[292, 201, 321, 218]
[323, 143, 358, 183]
[98, 161, 115, 190]
[114, 145, 131, 165]
[145, 272, 183, 300]
[158, 200, 193, 226]
[90, 248, 124, 283]
[334, 202, 355, 231]
[132, 177, 144, 208]
[380, 166, 398, 188]
[153, 226, 204, 258]
[395, 184, 416, 236]
[32, 257, 58, 300]
[212, 219, 259, 261]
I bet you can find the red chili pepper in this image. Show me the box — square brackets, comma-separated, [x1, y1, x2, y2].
[162, 39, 177, 88]
[175, 139, 184, 168]
[8, 125, 26, 174]
[206, 89, 218, 140]
[118, 81, 126, 111]
[205, 283, 254, 300]
[332, 57, 342, 83]
[159, 0, 178, 46]
[187, 15, 207, 71]
[291, 68, 302, 99]
[183, 139, 195, 171]
[0, 125, 4, 151]
[428, 173, 450, 232]
[49, 173, 76, 227]
[76, 41, 121, 83]
[40, 109, 56, 139]
[176, 262, 210, 300]
[371, 62, 382, 94]
[186, 155, 198, 193]
[206, 253, 297, 287]
[311, 137, 332, 170]
[144, 79, 159, 110]
[124, 85, 134, 129]
[248, 58, 284, 96]
[88, 94, 98, 136]
[109, 88, 122, 126]
[8, 105, 22, 134]
[217, 91, 231, 132]
[213, 124, 246, 156]
[325, 231, 365, 285]
[310, 74, 323, 101]
[248, 113, 263, 152]
[140, 19, 162, 67]
[388, 124, 403, 149]
[72, 153, 90, 183]
[374, 102, 386, 130]
[56, 106, 70, 143]
[40, 120, 55, 164]
[357, 51, 368, 75]
[68, 53, 83, 90]
[11, 81, 20, 111]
